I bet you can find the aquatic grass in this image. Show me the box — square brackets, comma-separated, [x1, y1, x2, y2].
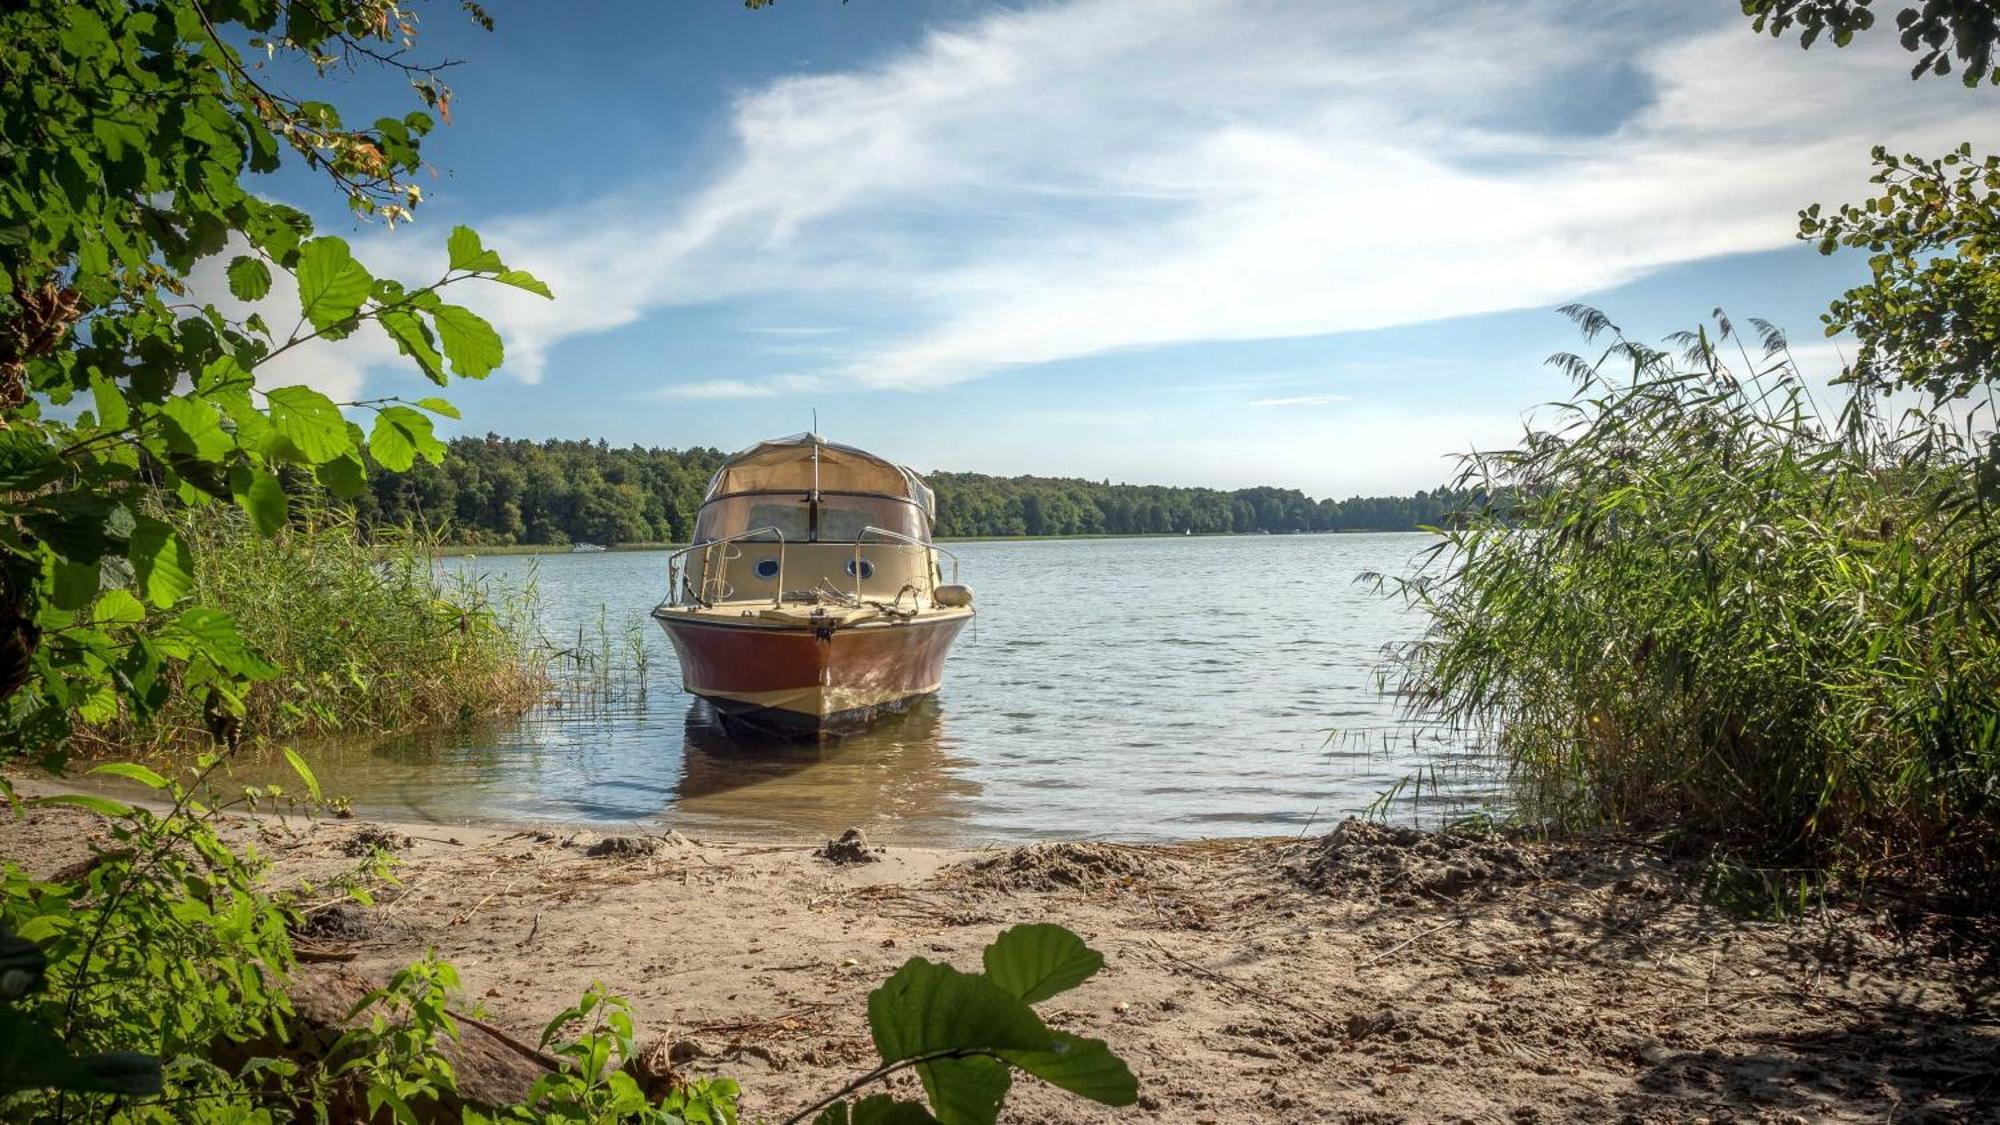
[75, 504, 547, 753]
[1388, 308, 2000, 895]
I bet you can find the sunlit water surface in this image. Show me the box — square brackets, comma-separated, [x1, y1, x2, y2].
[229, 534, 1495, 842]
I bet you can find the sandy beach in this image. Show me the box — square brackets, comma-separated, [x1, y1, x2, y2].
[6, 801, 1995, 1124]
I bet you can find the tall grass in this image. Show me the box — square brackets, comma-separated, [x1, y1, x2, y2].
[1391, 308, 2000, 893]
[79, 504, 546, 752]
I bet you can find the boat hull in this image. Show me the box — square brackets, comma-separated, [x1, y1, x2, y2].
[653, 608, 969, 735]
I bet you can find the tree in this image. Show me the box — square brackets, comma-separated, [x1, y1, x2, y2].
[1743, 0, 2000, 84]
[0, 0, 547, 760]
[1746, 1, 2000, 431]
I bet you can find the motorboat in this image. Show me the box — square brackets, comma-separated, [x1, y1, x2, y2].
[652, 433, 974, 735]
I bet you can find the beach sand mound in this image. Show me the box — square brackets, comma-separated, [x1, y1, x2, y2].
[815, 827, 882, 865]
[1290, 818, 1549, 900]
[339, 825, 411, 857]
[943, 841, 1186, 892]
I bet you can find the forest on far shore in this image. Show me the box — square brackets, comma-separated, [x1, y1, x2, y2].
[348, 435, 1473, 544]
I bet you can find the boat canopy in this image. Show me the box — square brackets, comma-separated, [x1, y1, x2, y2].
[694, 433, 936, 544]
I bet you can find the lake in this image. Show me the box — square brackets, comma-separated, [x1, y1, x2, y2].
[262, 533, 1494, 842]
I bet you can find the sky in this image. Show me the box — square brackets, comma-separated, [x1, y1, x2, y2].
[240, 0, 2000, 497]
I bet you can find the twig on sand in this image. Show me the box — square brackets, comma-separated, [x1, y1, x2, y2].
[1143, 939, 1316, 1016]
[1360, 918, 1465, 967]
[449, 872, 535, 926]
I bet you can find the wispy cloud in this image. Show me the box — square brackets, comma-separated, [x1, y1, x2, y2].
[273, 0, 2000, 398]
[1250, 393, 1350, 407]
[645, 379, 781, 400]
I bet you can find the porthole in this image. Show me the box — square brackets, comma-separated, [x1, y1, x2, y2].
[752, 556, 780, 581]
[844, 557, 875, 580]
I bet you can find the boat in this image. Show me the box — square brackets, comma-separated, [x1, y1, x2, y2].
[570, 542, 608, 553]
[652, 433, 974, 736]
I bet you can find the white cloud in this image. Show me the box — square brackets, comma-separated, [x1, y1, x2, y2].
[645, 379, 780, 400]
[275, 0, 2000, 399]
[1250, 393, 1350, 407]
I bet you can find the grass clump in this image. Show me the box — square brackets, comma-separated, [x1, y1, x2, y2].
[78, 504, 545, 753]
[1391, 308, 2000, 897]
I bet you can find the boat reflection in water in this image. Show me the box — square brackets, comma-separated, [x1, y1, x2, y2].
[672, 696, 979, 839]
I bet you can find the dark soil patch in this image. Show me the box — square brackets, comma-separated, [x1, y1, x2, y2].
[585, 835, 660, 859]
[340, 825, 411, 857]
[1289, 818, 1547, 900]
[291, 902, 370, 941]
[816, 827, 882, 865]
[944, 841, 1186, 893]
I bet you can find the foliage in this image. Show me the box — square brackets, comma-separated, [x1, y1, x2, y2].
[1743, 0, 2000, 84]
[472, 984, 741, 1125]
[1799, 144, 2000, 413]
[75, 503, 544, 754]
[1743, 1, 2000, 427]
[1391, 308, 2000, 891]
[1, 758, 339, 1120]
[345, 435, 1473, 544]
[0, 0, 548, 766]
[793, 924, 1136, 1125]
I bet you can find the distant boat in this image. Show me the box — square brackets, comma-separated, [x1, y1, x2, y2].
[652, 433, 974, 736]
[570, 543, 607, 553]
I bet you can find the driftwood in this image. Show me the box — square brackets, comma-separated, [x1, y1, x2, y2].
[220, 962, 556, 1122]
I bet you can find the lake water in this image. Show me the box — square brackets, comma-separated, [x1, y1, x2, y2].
[259, 534, 1495, 842]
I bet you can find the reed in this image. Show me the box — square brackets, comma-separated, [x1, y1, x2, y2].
[1389, 308, 2000, 895]
[78, 504, 547, 753]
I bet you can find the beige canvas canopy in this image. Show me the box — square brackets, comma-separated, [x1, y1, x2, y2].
[702, 433, 935, 517]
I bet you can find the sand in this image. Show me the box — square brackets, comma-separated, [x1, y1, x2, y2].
[5, 805, 1995, 1123]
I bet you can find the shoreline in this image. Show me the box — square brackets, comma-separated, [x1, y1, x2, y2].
[429, 529, 1435, 556]
[7, 792, 1993, 1122]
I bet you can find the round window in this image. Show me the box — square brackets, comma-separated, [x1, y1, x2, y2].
[844, 557, 875, 580]
[752, 557, 780, 581]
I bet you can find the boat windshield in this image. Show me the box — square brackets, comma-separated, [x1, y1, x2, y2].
[693, 492, 929, 544]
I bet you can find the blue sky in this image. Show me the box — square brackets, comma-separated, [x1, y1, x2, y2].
[238, 0, 2000, 496]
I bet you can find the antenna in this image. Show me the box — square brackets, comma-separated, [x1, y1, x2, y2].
[811, 406, 818, 436]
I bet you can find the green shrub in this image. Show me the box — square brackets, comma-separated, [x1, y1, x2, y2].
[76, 504, 545, 754]
[1392, 308, 2000, 892]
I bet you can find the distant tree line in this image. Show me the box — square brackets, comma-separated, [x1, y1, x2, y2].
[348, 435, 1473, 544]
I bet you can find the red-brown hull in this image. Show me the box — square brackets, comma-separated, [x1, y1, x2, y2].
[653, 610, 968, 734]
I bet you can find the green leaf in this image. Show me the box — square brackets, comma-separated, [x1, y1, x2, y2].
[265, 385, 353, 463]
[232, 466, 288, 536]
[493, 269, 553, 299]
[868, 959, 1052, 1063]
[127, 516, 194, 608]
[432, 304, 504, 378]
[867, 959, 1050, 1125]
[226, 255, 273, 301]
[380, 308, 447, 385]
[26, 794, 135, 818]
[92, 588, 147, 625]
[295, 237, 373, 332]
[51, 560, 101, 611]
[163, 607, 277, 680]
[447, 225, 504, 272]
[158, 397, 233, 461]
[414, 396, 461, 419]
[314, 453, 368, 498]
[999, 1032, 1137, 1107]
[90, 374, 131, 431]
[283, 748, 321, 801]
[369, 406, 443, 472]
[982, 924, 1103, 1004]
[915, 1056, 1010, 1125]
[815, 1095, 944, 1125]
[89, 763, 169, 790]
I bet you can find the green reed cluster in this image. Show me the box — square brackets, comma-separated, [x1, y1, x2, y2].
[76, 505, 547, 755]
[1391, 307, 2000, 892]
